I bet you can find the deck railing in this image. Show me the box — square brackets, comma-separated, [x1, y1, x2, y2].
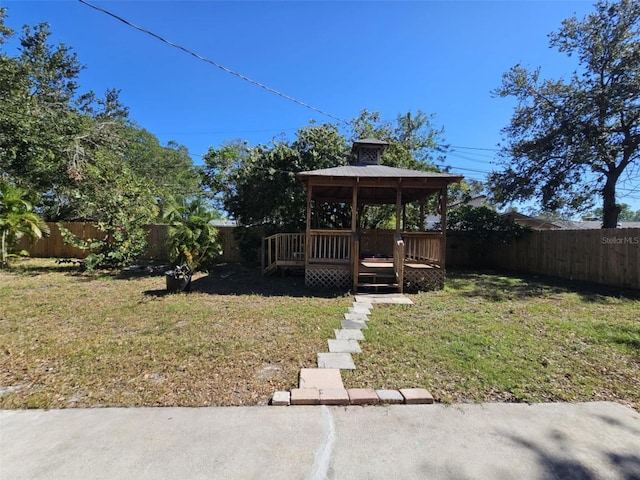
[308, 230, 351, 264]
[263, 230, 444, 274]
[262, 232, 305, 273]
[402, 232, 443, 265]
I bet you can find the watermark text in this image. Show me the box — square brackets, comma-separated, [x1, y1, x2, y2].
[601, 236, 639, 245]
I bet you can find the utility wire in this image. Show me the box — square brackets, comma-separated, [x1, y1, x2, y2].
[77, 0, 349, 125]
[449, 145, 500, 152]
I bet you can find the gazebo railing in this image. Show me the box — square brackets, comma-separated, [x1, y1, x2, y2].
[308, 230, 351, 264]
[263, 230, 444, 275]
[402, 232, 443, 265]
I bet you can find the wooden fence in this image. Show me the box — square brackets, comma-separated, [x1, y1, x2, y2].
[16, 222, 242, 264]
[17, 224, 640, 289]
[447, 229, 640, 290]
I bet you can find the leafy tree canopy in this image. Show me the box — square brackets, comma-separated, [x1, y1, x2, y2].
[489, 0, 640, 228]
[201, 123, 349, 233]
[583, 203, 640, 222]
[447, 205, 529, 244]
[0, 9, 204, 223]
[202, 110, 473, 236]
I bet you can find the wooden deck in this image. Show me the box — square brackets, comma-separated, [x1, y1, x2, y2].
[263, 230, 446, 292]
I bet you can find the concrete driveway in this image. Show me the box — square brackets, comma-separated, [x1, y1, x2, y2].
[1, 402, 639, 479]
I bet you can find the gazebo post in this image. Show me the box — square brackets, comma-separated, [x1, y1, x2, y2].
[351, 182, 359, 292]
[439, 187, 448, 266]
[305, 185, 312, 269]
[402, 203, 407, 232]
[395, 182, 402, 234]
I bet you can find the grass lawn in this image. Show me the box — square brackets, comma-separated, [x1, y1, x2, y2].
[0, 259, 349, 408]
[1, 259, 639, 410]
[344, 272, 640, 411]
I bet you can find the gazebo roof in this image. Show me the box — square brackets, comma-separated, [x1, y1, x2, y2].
[297, 164, 463, 205]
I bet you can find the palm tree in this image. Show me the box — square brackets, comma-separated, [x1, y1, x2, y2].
[162, 196, 222, 273]
[0, 182, 50, 268]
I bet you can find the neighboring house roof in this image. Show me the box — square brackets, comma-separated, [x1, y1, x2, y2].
[502, 212, 562, 230]
[211, 219, 238, 227]
[450, 195, 487, 208]
[554, 220, 640, 230]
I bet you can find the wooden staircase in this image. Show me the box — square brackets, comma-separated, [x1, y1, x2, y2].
[357, 261, 400, 293]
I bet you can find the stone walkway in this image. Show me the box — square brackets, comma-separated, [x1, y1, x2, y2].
[272, 293, 435, 406]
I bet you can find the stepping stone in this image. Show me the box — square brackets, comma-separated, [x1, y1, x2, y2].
[344, 312, 369, 322]
[349, 305, 371, 314]
[341, 320, 367, 330]
[399, 388, 434, 404]
[290, 388, 319, 405]
[299, 368, 344, 389]
[328, 339, 361, 353]
[347, 388, 379, 405]
[271, 391, 290, 406]
[353, 300, 373, 308]
[319, 388, 350, 405]
[355, 294, 413, 305]
[376, 389, 405, 404]
[334, 329, 365, 341]
[317, 352, 356, 369]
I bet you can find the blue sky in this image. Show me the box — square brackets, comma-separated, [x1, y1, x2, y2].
[3, 0, 637, 211]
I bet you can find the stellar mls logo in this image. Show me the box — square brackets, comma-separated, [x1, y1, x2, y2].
[601, 236, 640, 245]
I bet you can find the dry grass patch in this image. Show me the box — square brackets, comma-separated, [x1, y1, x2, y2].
[1, 259, 349, 408]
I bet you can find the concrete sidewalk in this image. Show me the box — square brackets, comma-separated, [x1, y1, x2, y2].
[1, 402, 639, 480]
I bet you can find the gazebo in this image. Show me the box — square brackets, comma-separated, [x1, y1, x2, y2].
[263, 139, 463, 292]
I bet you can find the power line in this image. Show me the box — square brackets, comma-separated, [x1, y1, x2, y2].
[446, 152, 496, 166]
[449, 145, 500, 152]
[77, 0, 349, 125]
[443, 166, 492, 175]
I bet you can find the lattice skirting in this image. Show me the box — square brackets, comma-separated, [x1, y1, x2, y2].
[305, 267, 352, 289]
[404, 268, 445, 292]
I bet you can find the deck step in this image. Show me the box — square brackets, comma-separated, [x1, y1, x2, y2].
[357, 282, 401, 293]
[358, 274, 395, 281]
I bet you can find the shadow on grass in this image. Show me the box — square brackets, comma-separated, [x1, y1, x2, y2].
[447, 268, 640, 303]
[7, 259, 85, 275]
[146, 264, 346, 299]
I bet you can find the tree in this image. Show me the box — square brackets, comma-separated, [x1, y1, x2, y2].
[0, 181, 49, 268]
[447, 205, 529, 243]
[583, 203, 640, 221]
[0, 12, 202, 222]
[124, 127, 202, 200]
[202, 112, 464, 233]
[202, 123, 349, 231]
[350, 109, 446, 170]
[58, 150, 159, 270]
[489, 0, 640, 228]
[1, 17, 84, 197]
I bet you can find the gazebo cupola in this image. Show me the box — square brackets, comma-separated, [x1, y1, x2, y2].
[351, 138, 389, 166]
